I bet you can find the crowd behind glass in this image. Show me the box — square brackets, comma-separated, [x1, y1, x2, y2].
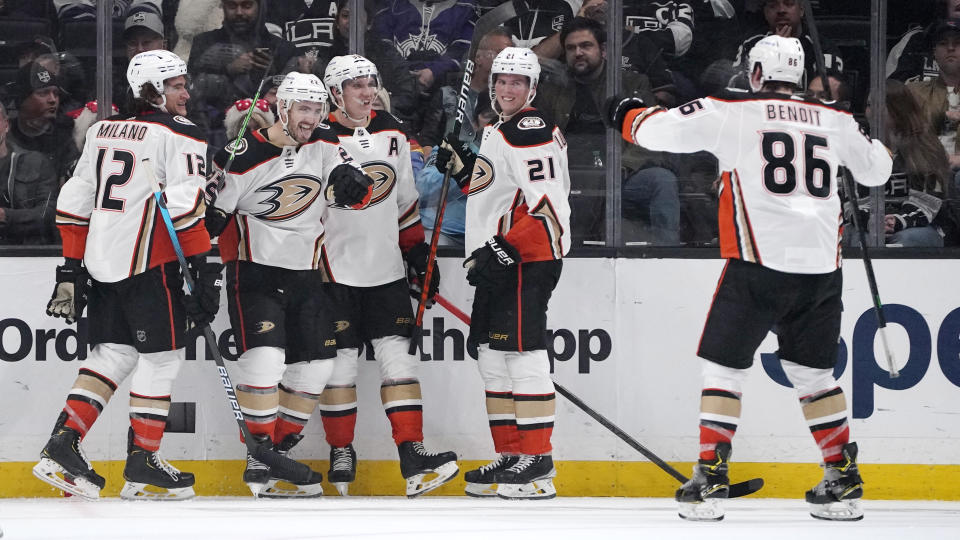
[1, 0, 957, 250]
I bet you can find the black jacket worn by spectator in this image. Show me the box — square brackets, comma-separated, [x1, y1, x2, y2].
[0, 141, 59, 244]
[7, 114, 78, 186]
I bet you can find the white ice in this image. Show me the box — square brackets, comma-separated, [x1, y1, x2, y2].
[0, 497, 957, 539]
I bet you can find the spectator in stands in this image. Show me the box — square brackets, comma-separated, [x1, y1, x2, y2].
[732, 0, 843, 89]
[0, 101, 58, 244]
[535, 17, 680, 244]
[866, 79, 956, 247]
[498, 0, 576, 60]
[53, 0, 161, 22]
[908, 18, 960, 185]
[807, 69, 852, 111]
[888, 0, 960, 83]
[7, 62, 78, 185]
[671, 0, 742, 100]
[419, 27, 512, 148]
[623, 0, 695, 59]
[371, 0, 476, 96]
[267, 0, 339, 64]
[115, 10, 167, 113]
[188, 0, 296, 155]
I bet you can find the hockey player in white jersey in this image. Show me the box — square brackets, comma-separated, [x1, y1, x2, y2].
[36, 50, 221, 501]
[439, 47, 571, 499]
[205, 72, 373, 498]
[606, 35, 893, 521]
[317, 54, 458, 497]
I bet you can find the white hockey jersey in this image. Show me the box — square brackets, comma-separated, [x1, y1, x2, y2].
[323, 111, 424, 287]
[465, 108, 571, 261]
[622, 90, 893, 274]
[56, 112, 209, 283]
[211, 126, 356, 272]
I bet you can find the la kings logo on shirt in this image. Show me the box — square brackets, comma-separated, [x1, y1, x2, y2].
[253, 174, 324, 221]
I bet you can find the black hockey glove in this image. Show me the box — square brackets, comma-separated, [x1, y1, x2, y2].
[405, 242, 440, 305]
[464, 235, 521, 289]
[204, 204, 230, 239]
[184, 255, 224, 333]
[603, 94, 646, 131]
[436, 134, 476, 191]
[327, 164, 374, 208]
[46, 258, 91, 325]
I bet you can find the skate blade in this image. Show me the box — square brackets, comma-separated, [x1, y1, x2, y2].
[120, 482, 195, 501]
[405, 461, 459, 497]
[496, 477, 557, 500]
[334, 482, 350, 496]
[32, 459, 100, 501]
[809, 499, 863, 521]
[245, 481, 267, 498]
[259, 479, 323, 498]
[465, 482, 498, 498]
[678, 499, 725, 521]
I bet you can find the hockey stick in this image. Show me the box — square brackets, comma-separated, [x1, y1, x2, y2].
[409, 0, 530, 356]
[142, 157, 317, 482]
[800, 0, 898, 377]
[432, 293, 764, 498]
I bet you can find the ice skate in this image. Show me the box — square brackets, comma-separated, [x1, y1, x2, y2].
[495, 454, 557, 500]
[463, 454, 519, 497]
[676, 442, 731, 521]
[32, 418, 105, 501]
[243, 434, 273, 497]
[260, 434, 323, 498]
[397, 441, 458, 497]
[121, 443, 196, 500]
[328, 444, 357, 496]
[806, 442, 864, 521]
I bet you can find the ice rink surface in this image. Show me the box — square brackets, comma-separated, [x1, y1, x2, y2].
[0, 497, 957, 540]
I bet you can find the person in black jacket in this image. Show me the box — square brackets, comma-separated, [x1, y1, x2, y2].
[0, 101, 58, 245]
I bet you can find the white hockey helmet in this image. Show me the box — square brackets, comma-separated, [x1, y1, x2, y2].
[276, 72, 329, 138]
[126, 50, 187, 106]
[488, 47, 540, 116]
[323, 55, 379, 111]
[747, 35, 805, 91]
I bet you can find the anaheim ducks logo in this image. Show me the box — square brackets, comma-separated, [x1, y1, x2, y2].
[334, 320, 350, 332]
[362, 161, 397, 207]
[329, 161, 396, 209]
[253, 174, 324, 221]
[254, 321, 276, 334]
[467, 155, 494, 195]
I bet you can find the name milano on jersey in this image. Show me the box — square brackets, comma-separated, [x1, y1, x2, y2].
[56, 112, 209, 283]
[465, 108, 571, 261]
[211, 126, 356, 272]
[623, 91, 892, 274]
[324, 111, 422, 286]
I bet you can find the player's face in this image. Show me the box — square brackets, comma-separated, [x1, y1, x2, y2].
[341, 75, 378, 118]
[162, 76, 190, 116]
[494, 73, 531, 117]
[286, 101, 325, 143]
[564, 30, 604, 77]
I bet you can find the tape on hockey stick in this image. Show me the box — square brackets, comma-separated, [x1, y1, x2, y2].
[433, 292, 765, 498]
[143, 157, 315, 484]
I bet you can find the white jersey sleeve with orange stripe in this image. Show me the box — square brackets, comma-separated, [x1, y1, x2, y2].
[465, 108, 571, 261]
[622, 91, 892, 274]
[55, 112, 210, 283]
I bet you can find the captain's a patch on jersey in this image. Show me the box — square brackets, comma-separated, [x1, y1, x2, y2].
[225, 137, 248, 156]
[173, 115, 196, 126]
[518, 116, 546, 130]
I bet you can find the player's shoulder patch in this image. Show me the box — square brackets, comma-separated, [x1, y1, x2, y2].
[368, 110, 404, 133]
[309, 123, 341, 144]
[137, 112, 206, 141]
[214, 131, 278, 172]
[499, 109, 554, 147]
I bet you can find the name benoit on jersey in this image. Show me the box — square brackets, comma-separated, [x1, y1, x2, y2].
[765, 103, 822, 127]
